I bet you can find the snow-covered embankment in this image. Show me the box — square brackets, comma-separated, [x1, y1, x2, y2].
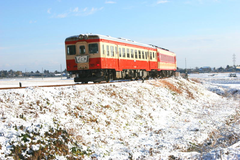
[0, 78, 239, 159]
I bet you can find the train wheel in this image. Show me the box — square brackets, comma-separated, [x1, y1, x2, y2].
[93, 81, 100, 83]
[106, 70, 114, 83]
[82, 81, 88, 84]
[107, 74, 113, 83]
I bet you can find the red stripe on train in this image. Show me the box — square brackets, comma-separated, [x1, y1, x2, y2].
[66, 57, 175, 72]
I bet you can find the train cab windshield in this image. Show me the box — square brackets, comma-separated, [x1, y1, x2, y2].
[89, 43, 98, 54]
[67, 45, 76, 55]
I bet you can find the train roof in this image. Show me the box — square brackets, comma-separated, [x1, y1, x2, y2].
[65, 34, 172, 52]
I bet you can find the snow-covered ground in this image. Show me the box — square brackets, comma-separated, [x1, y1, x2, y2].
[0, 74, 240, 159]
[188, 72, 240, 98]
[0, 77, 75, 88]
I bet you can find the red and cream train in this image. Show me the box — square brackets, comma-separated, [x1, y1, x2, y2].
[65, 34, 177, 83]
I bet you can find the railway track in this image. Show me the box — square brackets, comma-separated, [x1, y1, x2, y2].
[0, 82, 102, 90]
[0, 80, 141, 90]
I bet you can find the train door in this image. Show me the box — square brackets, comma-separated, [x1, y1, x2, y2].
[157, 50, 161, 70]
[114, 45, 118, 70]
[148, 51, 151, 71]
[75, 42, 89, 70]
[101, 43, 106, 68]
[117, 45, 120, 71]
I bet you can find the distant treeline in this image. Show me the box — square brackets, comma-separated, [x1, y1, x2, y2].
[178, 65, 240, 73]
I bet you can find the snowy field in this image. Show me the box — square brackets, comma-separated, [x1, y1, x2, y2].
[0, 77, 75, 88]
[0, 73, 240, 159]
[188, 72, 240, 98]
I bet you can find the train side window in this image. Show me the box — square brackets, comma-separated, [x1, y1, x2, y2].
[142, 51, 144, 59]
[115, 46, 117, 55]
[153, 52, 155, 59]
[119, 48, 121, 57]
[145, 52, 148, 59]
[79, 45, 85, 55]
[102, 45, 105, 55]
[111, 46, 114, 57]
[138, 50, 141, 59]
[107, 45, 109, 56]
[131, 49, 134, 58]
[123, 48, 125, 57]
[135, 50, 137, 59]
[88, 43, 98, 54]
[127, 49, 129, 58]
[150, 52, 152, 60]
[67, 45, 76, 55]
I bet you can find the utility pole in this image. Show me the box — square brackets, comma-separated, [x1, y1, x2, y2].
[185, 58, 187, 72]
[233, 54, 236, 67]
[233, 54, 236, 72]
[185, 58, 188, 79]
[60, 64, 62, 79]
[25, 68, 26, 80]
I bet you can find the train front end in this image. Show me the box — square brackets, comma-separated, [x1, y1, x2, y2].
[65, 34, 103, 83]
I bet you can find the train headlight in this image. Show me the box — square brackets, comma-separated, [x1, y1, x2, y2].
[78, 34, 84, 39]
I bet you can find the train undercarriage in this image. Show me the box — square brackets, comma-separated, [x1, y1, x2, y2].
[72, 69, 175, 83]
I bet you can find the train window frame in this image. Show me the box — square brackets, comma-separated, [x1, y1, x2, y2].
[150, 52, 152, 60]
[131, 49, 134, 58]
[88, 43, 98, 54]
[142, 51, 144, 59]
[111, 46, 114, 57]
[135, 50, 137, 59]
[79, 45, 86, 55]
[123, 48, 125, 58]
[153, 52, 155, 59]
[119, 48, 121, 57]
[127, 48, 130, 58]
[67, 45, 76, 55]
[138, 50, 141, 59]
[102, 44, 105, 55]
[107, 45, 109, 56]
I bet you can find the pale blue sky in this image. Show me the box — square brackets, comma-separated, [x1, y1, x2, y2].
[0, 0, 239, 72]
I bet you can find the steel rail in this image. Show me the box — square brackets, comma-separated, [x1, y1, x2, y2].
[0, 80, 138, 90]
